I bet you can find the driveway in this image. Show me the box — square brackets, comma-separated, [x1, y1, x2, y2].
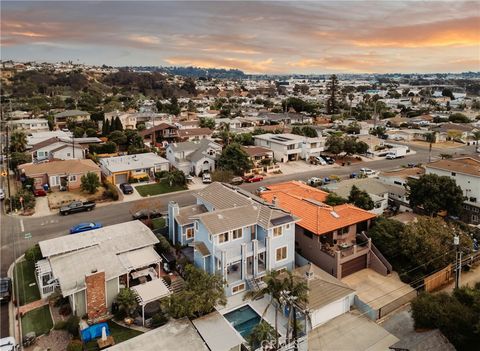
[31, 196, 52, 217]
[342, 269, 415, 310]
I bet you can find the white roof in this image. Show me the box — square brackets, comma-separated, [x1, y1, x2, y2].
[117, 247, 161, 271]
[132, 279, 171, 305]
[192, 311, 244, 351]
[27, 131, 72, 146]
[10, 118, 48, 124]
[254, 133, 323, 144]
[99, 152, 169, 173]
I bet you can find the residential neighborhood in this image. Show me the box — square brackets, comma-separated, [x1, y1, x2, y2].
[1, 1, 480, 350]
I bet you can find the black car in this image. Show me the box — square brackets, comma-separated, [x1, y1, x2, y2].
[120, 183, 134, 195]
[321, 155, 335, 164]
[132, 209, 163, 220]
[0, 277, 12, 304]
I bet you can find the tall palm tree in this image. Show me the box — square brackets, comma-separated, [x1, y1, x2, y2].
[219, 121, 231, 146]
[10, 130, 27, 153]
[244, 270, 285, 348]
[425, 132, 436, 163]
[281, 271, 309, 351]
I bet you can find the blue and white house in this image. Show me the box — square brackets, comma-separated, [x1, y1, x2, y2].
[168, 182, 297, 296]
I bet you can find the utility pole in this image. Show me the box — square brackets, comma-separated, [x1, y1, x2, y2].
[454, 235, 461, 289]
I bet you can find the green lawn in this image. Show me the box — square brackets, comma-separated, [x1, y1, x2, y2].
[21, 305, 53, 336]
[152, 217, 166, 230]
[14, 260, 41, 305]
[136, 181, 187, 197]
[85, 321, 143, 350]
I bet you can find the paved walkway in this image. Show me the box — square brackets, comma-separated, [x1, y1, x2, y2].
[30, 197, 51, 217]
[19, 298, 49, 315]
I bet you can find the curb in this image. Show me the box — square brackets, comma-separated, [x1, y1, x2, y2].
[7, 254, 25, 343]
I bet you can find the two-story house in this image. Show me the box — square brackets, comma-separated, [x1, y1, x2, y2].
[168, 182, 298, 296]
[425, 157, 480, 224]
[140, 123, 180, 147]
[9, 118, 49, 132]
[254, 133, 325, 162]
[166, 139, 222, 176]
[260, 181, 392, 279]
[241, 146, 279, 176]
[54, 110, 90, 130]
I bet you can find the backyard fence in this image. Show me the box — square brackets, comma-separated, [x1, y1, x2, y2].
[424, 264, 453, 293]
[378, 289, 418, 319]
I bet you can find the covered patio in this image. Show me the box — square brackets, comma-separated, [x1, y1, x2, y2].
[131, 279, 172, 326]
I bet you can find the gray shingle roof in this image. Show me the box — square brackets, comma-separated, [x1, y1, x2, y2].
[54, 110, 90, 118]
[176, 204, 208, 226]
[324, 178, 389, 198]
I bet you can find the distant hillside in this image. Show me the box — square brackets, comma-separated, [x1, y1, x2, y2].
[128, 66, 246, 79]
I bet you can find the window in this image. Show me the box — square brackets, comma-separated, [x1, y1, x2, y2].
[232, 283, 245, 294]
[451, 172, 456, 176]
[68, 175, 77, 182]
[219, 232, 229, 244]
[66, 153, 71, 157]
[472, 215, 478, 222]
[273, 227, 283, 237]
[285, 223, 290, 230]
[185, 227, 194, 239]
[338, 226, 349, 235]
[232, 228, 243, 240]
[276, 246, 287, 261]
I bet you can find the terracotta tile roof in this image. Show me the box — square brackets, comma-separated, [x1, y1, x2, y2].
[260, 181, 375, 235]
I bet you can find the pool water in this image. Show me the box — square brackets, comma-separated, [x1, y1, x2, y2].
[224, 305, 261, 339]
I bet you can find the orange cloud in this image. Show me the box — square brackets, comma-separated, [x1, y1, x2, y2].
[164, 56, 275, 73]
[128, 35, 160, 45]
[352, 16, 480, 48]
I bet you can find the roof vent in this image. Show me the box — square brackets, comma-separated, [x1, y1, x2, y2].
[330, 211, 340, 218]
[218, 214, 223, 220]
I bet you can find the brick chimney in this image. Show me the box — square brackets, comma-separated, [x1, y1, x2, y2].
[85, 270, 107, 320]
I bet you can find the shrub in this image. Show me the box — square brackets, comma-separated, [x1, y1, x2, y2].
[24, 244, 42, 262]
[65, 315, 80, 337]
[80, 172, 101, 194]
[113, 307, 127, 321]
[103, 180, 119, 201]
[54, 321, 67, 330]
[154, 170, 169, 180]
[66, 339, 83, 351]
[151, 312, 169, 328]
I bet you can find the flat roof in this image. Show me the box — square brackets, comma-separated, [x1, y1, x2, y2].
[99, 152, 169, 173]
[192, 311, 244, 351]
[106, 319, 209, 351]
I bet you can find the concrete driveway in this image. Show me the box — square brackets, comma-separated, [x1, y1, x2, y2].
[342, 268, 415, 310]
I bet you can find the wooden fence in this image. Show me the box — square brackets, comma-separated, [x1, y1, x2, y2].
[424, 264, 453, 293]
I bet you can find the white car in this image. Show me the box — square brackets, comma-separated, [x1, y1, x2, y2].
[202, 173, 212, 184]
[0, 189, 5, 201]
[360, 168, 377, 177]
[385, 153, 397, 160]
[307, 177, 323, 186]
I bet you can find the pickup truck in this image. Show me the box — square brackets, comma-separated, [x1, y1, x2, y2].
[59, 201, 96, 216]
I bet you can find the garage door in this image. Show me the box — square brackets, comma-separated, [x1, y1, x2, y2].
[114, 173, 128, 184]
[341, 255, 367, 278]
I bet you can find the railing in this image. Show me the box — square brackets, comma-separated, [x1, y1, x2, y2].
[359, 231, 393, 273]
[41, 284, 56, 296]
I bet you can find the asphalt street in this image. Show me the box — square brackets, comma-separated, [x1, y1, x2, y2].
[0, 143, 476, 337]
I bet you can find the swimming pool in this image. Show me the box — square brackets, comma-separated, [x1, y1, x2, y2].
[224, 305, 261, 339]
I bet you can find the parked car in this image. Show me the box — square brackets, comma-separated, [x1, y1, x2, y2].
[202, 173, 212, 184]
[0, 277, 12, 304]
[32, 188, 47, 197]
[132, 209, 163, 220]
[69, 222, 102, 234]
[230, 177, 244, 185]
[360, 168, 377, 177]
[255, 186, 268, 195]
[0, 188, 5, 200]
[321, 155, 335, 164]
[308, 156, 326, 165]
[60, 201, 96, 215]
[244, 175, 264, 183]
[119, 183, 134, 195]
[0, 337, 18, 351]
[307, 177, 323, 186]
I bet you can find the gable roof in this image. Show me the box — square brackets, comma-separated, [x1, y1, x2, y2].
[19, 159, 99, 175]
[178, 128, 213, 138]
[139, 123, 178, 136]
[260, 182, 376, 235]
[241, 145, 273, 157]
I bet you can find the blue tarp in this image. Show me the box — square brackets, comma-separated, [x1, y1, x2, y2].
[81, 322, 110, 343]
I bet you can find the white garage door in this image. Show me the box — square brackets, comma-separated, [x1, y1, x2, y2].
[311, 297, 350, 328]
[115, 173, 128, 184]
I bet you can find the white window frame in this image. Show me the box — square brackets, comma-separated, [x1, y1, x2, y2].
[69, 175, 77, 182]
[231, 283, 246, 295]
[218, 232, 229, 244]
[273, 226, 283, 237]
[194, 221, 199, 231]
[232, 228, 243, 240]
[185, 227, 194, 240]
[276, 246, 288, 262]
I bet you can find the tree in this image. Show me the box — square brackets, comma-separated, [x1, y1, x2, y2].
[85, 128, 97, 137]
[449, 113, 470, 123]
[248, 321, 277, 350]
[108, 131, 127, 147]
[355, 141, 369, 155]
[244, 270, 285, 348]
[343, 136, 358, 156]
[102, 119, 110, 136]
[407, 174, 464, 216]
[168, 97, 180, 115]
[73, 126, 84, 138]
[114, 116, 123, 131]
[447, 129, 462, 143]
[442, 88, 455, 100]
[116, 288, 138, 317]
[345, 122, 360, 135]
[291, 126, 317, 138]
[165, 170, 186, 187]
[165, 264, 226, 319]
[199, 117, 215, 129]
[80, 172, 100, 194]
[348, 185, 374, 210]
[325, 135, 344, 157]
[326, 74, 339, 115]
[10, 152, 31, 171]
[218, 143, 253, 175]
[10, 130, 27, 152]
[324, 192, 348, 206]
[282, 271, 309, 349]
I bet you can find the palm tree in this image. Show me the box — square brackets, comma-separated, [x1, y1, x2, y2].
[425, 132, 436, 163]
[219, 121, 231, 146]
[281, 271, 309, 351]
[244, 270, 285, 348]
[10, 130, 27, 153]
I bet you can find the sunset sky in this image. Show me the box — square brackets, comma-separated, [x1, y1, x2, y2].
[2, 1, 479, 74]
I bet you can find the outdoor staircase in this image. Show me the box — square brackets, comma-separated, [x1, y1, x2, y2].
[169, 277, 185, 294]
[246, 277, 266, 299]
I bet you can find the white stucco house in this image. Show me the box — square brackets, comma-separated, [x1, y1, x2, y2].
[166, 139, 222, 176]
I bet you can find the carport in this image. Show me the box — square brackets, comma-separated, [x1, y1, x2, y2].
[131, 279, 172, 326]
